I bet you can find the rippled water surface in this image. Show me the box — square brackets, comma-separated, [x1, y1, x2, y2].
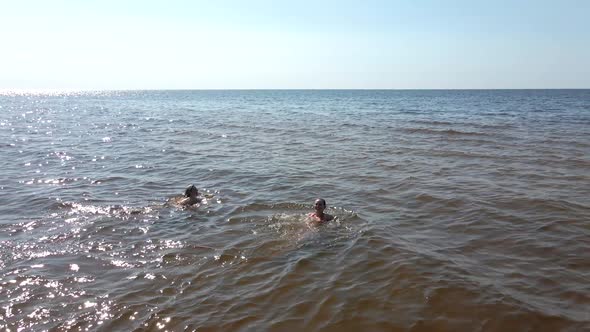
[1, 90, 589, 331]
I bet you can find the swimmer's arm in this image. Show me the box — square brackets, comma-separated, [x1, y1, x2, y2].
[178, 197, 191, 205]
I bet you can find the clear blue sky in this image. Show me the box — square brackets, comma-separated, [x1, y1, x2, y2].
[1, 0, 589, 89]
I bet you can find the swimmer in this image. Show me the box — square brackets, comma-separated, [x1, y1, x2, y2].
[308, 198, 334, 222]
[178, 184, 200, 206]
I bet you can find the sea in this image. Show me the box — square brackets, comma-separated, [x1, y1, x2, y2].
[0, 90, 589, 331]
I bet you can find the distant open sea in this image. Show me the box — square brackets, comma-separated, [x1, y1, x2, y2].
[0, 90, 589, 331]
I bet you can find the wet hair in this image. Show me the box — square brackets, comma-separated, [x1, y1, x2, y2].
[184, 184, 198, 197]
[315, 198, 326, 207]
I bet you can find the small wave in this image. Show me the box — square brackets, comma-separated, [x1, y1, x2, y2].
[87, 176, 128, 184]
[410, 120, 455, 126]
[410, 119, 515, 130]
[404, 147, 500, 160]
[56, 202, 155, 217]
[494, 197, 589, 214]
[401, 127, 488, 136]
[235, 202, 309, 213]
[399, 108, 426, 114]
[19, 177, 91, 185]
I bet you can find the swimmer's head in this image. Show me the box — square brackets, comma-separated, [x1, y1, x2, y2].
[184, 184, 198, 197]
[314, 198, 326, 212]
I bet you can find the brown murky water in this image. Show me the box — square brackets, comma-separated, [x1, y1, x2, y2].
[1, 90, 589, 331]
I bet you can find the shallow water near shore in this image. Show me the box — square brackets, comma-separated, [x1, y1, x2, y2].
[1, 90, 589, 331]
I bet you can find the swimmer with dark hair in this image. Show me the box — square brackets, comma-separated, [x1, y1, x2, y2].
[309, 198, 334, 222]
[179, 184, 200, 206]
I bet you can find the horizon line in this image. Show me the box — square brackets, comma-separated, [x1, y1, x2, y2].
[1, 87, 589, 93]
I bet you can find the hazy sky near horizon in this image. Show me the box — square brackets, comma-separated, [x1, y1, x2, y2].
[1, 0, 589, 89]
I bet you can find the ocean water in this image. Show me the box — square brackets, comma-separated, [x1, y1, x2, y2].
[0, 90, 589, 331]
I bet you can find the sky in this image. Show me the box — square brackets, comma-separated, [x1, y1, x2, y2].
[1, 0, 589, 89]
